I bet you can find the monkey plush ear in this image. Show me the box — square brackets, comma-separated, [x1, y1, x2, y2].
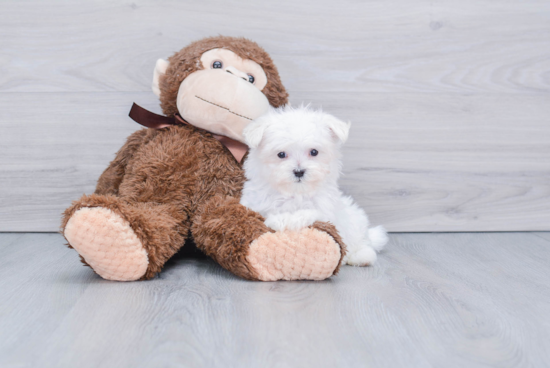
[243, 114, 272, 148]
[323, 114, 351, 143]
[152, 59, 169, 98]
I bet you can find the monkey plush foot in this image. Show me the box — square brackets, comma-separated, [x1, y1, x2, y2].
[246, 227, 343, 281]
[64, 207, 149, 281]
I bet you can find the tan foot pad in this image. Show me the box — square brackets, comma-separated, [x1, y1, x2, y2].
[64, 207, 149, 281]
[247, 228, 341, 281]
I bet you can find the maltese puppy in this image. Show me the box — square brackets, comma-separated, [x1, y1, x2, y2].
[240, 105, 388, 266]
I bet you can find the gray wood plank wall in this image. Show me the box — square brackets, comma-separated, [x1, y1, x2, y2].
[1, 0, 549, 232]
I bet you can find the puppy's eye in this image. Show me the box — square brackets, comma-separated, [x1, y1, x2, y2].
[277, 152, 286, 159]
[212, 61, 223, 69]
[310, 149, 319, 156]
[248, 74, 255, 84]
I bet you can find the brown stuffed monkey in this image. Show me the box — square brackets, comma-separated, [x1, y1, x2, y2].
[61, 36, 345, 282]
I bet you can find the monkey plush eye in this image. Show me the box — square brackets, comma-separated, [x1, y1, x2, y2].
[310, 149, 319, 156]
[212, 61, 223, 69]
[248, 74, 255, 84]
[277, 152, 286, 159]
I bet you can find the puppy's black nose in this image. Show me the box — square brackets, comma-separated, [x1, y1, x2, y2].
[293, 169, 305, 178]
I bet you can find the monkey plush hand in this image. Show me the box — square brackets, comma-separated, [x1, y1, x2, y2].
[61, 36, 345, 281]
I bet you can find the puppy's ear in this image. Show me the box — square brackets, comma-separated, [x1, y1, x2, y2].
[243, 117, 269, 148]
[152, 59, 169, 98]
[323, 114, 351, 143]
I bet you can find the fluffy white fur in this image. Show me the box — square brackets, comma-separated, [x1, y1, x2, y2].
[240, 105, 388, 266]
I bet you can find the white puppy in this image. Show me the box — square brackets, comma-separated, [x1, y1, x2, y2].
[240, 105, 388, 266]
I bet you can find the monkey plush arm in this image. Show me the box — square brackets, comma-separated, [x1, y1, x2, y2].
[192, 195, 346, 281]
[95, 129, 156, 196]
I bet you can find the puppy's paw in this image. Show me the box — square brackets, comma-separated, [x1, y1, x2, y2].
[264, 213, 298, 231]
[368, 225, 388, 252]
[345, 246, 377, 267]
[264, 210, 321, 231]
[264, 214, 286, 232]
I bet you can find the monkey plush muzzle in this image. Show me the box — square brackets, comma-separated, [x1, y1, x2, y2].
[176, 68, 270, 143]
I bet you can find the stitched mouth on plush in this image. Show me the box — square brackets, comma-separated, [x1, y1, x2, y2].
[195, 95, 252, 121]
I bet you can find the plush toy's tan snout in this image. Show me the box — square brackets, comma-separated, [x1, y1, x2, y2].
[176, 69, 270, 142]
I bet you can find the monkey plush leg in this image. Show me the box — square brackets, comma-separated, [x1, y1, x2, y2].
[192, 196, 346, 281]
[61, 194, 188, 281]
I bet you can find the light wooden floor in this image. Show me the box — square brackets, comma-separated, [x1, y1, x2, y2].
[1, 233, 549, 368]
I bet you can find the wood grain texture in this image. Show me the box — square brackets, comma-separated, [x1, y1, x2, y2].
[1, 0, 549, 94]
[0, 0, 549, 231]
[1, 232, 549, 368]
[1, 92, 548, 231]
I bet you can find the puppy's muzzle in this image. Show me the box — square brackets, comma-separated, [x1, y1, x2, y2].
[293, 169, 306, 178]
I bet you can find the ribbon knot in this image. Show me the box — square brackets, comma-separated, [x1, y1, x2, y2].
[128, 103, 248, 163]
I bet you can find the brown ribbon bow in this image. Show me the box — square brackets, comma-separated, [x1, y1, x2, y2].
[128, 103, 249, 163]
